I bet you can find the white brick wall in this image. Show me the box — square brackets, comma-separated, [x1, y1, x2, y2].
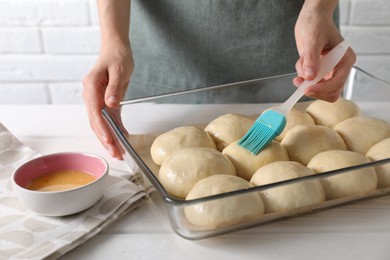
[341, 0, 390, 84]
[0, 0, 99, 105]
[0, 0, 389, 105]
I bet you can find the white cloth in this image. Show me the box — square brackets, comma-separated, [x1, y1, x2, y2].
[0, 122, 147, 260]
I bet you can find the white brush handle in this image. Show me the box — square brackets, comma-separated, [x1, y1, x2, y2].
[275, 40, 350, 116]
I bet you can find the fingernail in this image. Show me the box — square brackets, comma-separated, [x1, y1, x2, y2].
[304, 68, 315, 79]
[108, 96, 118, 105]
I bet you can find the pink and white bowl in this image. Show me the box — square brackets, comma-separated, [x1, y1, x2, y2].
[12, 152, 109, 216]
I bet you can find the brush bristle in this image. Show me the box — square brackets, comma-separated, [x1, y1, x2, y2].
[238, 121, 278, 155]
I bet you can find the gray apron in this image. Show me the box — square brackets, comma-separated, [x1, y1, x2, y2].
[126, 0, 339, 102]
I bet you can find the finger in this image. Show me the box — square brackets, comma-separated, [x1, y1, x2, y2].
[304, 80, 342, 102]
[83, 71, 124, 160]
[92, 114, 124, 160]
[90, 104, 125, 159]
[295, 57, 304, 79]
[105, 65, 127, 109]
[305, 52, 355, 102]
[82, 71, 107, 133]
[98, 82, 130, 159]
[304, 47, 356, 102]
[302, 41, 324, 80]
[83, 81, 114, 152]
[113, 83, 130, 136]
[304, 69, 344, 102]
[292, 76, 304, 88]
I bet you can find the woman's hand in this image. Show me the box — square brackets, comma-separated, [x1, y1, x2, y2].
[83, 0, 132, 159]
[82, 43, 133, 160]
[294, 0, 356, 102]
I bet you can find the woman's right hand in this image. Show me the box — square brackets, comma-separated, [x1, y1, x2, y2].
[294, 0, 356, 102]
[82, 43, 134, 159]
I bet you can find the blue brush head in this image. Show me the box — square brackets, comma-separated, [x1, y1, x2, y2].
[257, 110, 287, 135]
[238, 110, 286, 155]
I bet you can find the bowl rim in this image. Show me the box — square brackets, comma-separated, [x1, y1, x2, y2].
[12, 152, 109, 194]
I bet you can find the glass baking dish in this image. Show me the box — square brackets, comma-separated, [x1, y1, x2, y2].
[103, 66, 390, 240]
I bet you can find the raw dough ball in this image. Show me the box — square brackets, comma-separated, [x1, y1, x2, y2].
[185, 175, 264, 229]
[159, 147, 236, 198]
[307, 150, 377, 200]
[150, 126, 216, 165]
[366, 138, 390, 187]
[334, 116, 390, 154]
[281, 124, 347, 166]
[250, 161, 325, 213]
[222, 141, 289, 181]
[205, 113, 255, 151]
[274, 106, 315, 142]
[306, 97, 361, 128]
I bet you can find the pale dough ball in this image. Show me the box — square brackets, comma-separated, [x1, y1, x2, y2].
[185, 175, 264, 229]
[307, 150, 377, 200]
[334, 116, 390, 154]
[205, 113, 255, 151]
[159, 147, 236, 198]
[366, 138, 390, 187]
[274, 106, 315, 142]
[222, 140, 289, 181]
[306, 97, 361, 128]
[250, 161, 325, 213]
[281, 124, 347, 166]
[150, 126, 216, 165]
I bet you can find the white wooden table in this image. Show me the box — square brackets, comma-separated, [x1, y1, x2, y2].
[1, 104, 390, 260]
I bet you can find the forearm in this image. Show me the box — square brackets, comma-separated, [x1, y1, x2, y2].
[302, 0, 339, 16]
[97, 0, 131, 50]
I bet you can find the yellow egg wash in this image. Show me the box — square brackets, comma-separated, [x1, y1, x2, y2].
[27, 170, 96, 192]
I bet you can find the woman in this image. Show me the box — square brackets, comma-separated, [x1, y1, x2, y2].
[83, 0, 356, 159]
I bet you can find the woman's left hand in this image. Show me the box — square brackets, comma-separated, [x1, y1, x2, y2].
[294, 1, 356, 102]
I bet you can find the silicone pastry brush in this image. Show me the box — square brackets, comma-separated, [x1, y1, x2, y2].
[238, 40, 350, 155]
